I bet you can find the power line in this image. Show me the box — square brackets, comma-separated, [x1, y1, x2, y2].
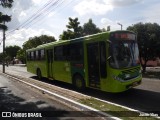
[27, 0, 76, 29]
[0, 0, 76, 44]
[25, 0, 66, 29]
[20, 0, 62, 29]
[24, 0, 64, 29]
[7, 0, 60, 35]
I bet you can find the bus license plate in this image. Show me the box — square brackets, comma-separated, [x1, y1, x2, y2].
[132, 82, 138, 87]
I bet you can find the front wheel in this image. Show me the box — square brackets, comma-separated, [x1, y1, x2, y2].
[73, 75, 85, 91]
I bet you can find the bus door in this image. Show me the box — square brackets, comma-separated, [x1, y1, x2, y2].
[87, 42, 100, 88]
[87, 42, 107, 89]
[47, 49, 53, 78]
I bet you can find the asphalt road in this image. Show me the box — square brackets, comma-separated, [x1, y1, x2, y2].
[0, 74, 101, 120]
[0, 65, 160, 115]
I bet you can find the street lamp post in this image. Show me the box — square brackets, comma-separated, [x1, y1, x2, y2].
[117, 23, 123, 30]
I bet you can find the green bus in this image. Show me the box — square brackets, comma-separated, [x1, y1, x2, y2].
[26, 30, 142, 93]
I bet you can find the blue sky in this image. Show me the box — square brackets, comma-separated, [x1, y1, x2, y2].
[0, 0, 160, 52]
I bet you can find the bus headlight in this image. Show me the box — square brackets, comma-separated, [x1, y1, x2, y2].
[125, 74, 130, 79]
[112, 75, 123, 82]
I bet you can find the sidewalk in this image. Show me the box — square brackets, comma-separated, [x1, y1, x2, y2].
[9, 64, 26, 67]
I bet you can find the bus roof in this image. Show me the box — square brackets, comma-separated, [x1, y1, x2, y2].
[26, 30, 134, 51]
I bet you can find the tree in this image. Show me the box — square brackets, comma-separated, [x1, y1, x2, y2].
[82, 19, 101, 35]
[0, 45, 21, 64]
[59, 17, 82, 40]
[0, 53, 3, 63]
[16, 49, 26, 64]
[0, 0, 13, 72]
[20, 35, 56, 63]
[5, 45, 21, 59]
[23, 35, 56, 50]
[0, 0, 13, 29]
[127, 22, 160, 72]
[0, 0, 13, 8]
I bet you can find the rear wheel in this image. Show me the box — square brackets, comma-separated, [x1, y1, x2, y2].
[37, 69, 42, 80]
[73, 75, 85, 91]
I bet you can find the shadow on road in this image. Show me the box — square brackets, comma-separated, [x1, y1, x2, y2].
[84, 88, 160, 114]
[0, 86, 75, 120]
[31, 76, 160, 115]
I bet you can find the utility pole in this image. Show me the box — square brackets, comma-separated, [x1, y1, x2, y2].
[2, 22, 5, 73]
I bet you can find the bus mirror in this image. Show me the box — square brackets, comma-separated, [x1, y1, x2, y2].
[107, 40, 111, 44]
[107, 56, 112, 61]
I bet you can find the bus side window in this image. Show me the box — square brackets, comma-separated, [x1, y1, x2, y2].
[63, 45, 69, 60]
[36, 51, 39, 60]
[38, 50, 41, 60]
[31, 51, 34, 61]
[100, 42, 107, 78]
[41, 49, 45, 60]
[54, 46, 65, 61]
[27, 52, 31, 61]
[69, 43, 83, 61]
[34, 51, 36, 60]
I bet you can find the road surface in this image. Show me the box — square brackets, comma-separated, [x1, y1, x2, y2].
[0, 73, 102, 120]
[0, 65, 160, 115]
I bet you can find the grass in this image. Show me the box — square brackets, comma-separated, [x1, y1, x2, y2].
[79, 98, 158, 120]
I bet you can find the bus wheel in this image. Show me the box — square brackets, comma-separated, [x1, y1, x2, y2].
[73, 75, 85, 91]
[37, 69, 42, 80]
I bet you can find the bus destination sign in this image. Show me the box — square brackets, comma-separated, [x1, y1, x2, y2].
[112, 33, 136, 40]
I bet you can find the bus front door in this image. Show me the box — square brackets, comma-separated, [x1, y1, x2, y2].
[87, 43, 100, 88]
[47, 49, 53, 78]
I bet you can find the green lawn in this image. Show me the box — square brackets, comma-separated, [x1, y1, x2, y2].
[79, 98, 158, 120]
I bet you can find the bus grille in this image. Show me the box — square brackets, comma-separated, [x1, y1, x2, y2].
[122, 67, 140, 81]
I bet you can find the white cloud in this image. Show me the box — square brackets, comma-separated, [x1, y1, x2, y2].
[74, 0, 113, 16]
[142, 3, 160, 23]
[100, 18, 122, 31]
[1, 0, 35, 30]
[106, 0, 144, 7]
[4, 28, 56, 49]
[101, 18, 113, 25]
[32, 0, 45, 6]
[74, 0, 144, 16]
[19, 11, 27, 18]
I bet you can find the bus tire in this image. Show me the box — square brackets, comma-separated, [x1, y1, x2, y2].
[73, 75, 85, 91]
[37, 69, 42, 80]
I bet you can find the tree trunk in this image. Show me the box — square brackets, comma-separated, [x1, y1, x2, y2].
[142, 64, 146, 73]
[142, 59, 148, 73]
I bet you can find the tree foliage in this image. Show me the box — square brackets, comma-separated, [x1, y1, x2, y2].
[127, 22, 160, 72]
[0, 13, 11, 30]
[5, 45, 21, 59]
[0, 45, 21, 63]
[0, 53, 3, 63]
[59, 18, 103, 40]
[59, 17, 82, 40]
[16, 49, 26, 63]
[0, 0, 13, 30]
[23, 35, 56, 50]
[18, 35, 56, 63]
[0, 0, 13, 8]
[82, 19, 101, 36]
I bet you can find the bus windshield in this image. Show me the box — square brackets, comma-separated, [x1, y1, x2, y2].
[109, 40, 139, 69]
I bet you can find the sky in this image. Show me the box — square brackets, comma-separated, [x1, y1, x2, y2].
[0, 0, 160, 52]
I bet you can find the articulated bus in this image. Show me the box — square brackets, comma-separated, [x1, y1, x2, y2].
[26, 30, 142, 93]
